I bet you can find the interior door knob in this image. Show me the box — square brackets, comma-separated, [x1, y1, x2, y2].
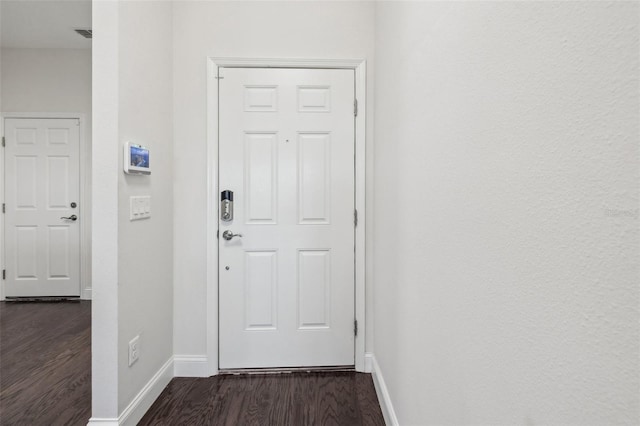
[60, 215, 78, 221]
[222, 230, 242, 241]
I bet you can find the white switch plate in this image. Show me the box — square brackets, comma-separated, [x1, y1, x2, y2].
[130, 196, 151, 221]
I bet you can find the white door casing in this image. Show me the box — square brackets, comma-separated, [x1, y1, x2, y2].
[218, 67, 355, 369]
[4, 118, 81, 297]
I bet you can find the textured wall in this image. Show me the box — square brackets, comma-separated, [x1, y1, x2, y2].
[374, 2, 639, 424]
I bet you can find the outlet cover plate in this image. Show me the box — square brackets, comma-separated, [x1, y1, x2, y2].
[128, 335, 140, 366]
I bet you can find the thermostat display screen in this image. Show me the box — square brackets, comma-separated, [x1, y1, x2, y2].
[124, 142, 151, 175]
[130, 145, 150, 168]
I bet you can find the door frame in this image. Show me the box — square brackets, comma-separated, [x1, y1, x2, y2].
[206, 58, 367, 374]
[0, 112, 91, 300]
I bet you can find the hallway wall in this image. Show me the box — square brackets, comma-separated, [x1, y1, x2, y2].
[92, 0, 174, 421]
[90, 1, 639, 423]
[117, 0, 174, 414]
[1, 47, 92, 299]
[1, 48, 91, 113]
[171, 0, 375, 363]
[373, 2, 639, 424]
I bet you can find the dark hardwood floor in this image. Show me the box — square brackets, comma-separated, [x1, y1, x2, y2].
[0, 300, 91, 426]
[140, 371, 385, 426]
[1, 300, 384, 425]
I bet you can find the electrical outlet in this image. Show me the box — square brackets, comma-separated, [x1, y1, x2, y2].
[128, 335, 140, 366]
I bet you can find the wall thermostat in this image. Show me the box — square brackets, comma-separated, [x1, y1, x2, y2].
[124, 142, 151, 175]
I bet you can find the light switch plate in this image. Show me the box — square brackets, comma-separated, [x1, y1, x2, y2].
[130, 196, 151, 221]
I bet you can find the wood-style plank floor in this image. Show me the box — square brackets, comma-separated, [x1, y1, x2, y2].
[0, 300, 385, 425]
[0, 300, 91, 426]
[140, 371, 386, 426]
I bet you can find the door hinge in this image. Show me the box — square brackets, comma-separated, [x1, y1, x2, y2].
[354, 319, 358, 337]
[354, 99, 358, 117]
[2, 136, 5, 147]
[217, 229, 219, 239]
[2, 203, 5, 213]
[2, 270, 5, 280]
[354, 209, 358, 227]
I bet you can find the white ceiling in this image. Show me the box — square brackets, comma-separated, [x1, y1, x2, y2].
[1, 0, 92, 49]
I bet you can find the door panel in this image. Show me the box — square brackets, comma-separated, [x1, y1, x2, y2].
[47, 226, 71, 278]
[219, 68, 355, 369]
[47, 156, 71, 208]
[4, 118, 80, 297]
[298, 132, 331, 224]
[16, 226, 38, 278]
[244, 250, 278, 330]
[244, 132, 278, 223]
[15, 156, 38, 208]
[298, 249, 331, 329]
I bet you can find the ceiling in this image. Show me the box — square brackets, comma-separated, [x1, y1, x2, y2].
[1, 0, 92, 49]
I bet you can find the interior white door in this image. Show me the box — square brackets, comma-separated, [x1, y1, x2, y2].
[4, 118, 81, 297]
[219, 68, 355, 369]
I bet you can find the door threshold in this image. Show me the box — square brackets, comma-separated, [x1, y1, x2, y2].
[4, 296, 80, 303]
[219, 365, 355, 375]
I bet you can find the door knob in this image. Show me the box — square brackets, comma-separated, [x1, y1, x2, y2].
[222, 230, 242, 241]
[61, 215, 78, 221]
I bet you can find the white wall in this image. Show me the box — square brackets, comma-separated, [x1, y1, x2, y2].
[91, 0, 119, 418]
[1, 48, 91, 113]
[172, 1, 375, 362]
[0, 4, 2, 111]
[117, 0, 174, 414]
[92, 0, 174, 421]
[374, 2, 639, 425]
[1, 47, 92, 298]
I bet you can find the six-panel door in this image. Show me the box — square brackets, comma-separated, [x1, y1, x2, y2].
[219, 68, 356, 369]
[4, 118, 80, 297]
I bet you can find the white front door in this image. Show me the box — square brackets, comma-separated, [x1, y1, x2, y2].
[219, 68, 355, 369]
[4, 118, 81, 297]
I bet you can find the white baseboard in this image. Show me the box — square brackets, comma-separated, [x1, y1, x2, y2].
[364, 352, 373, 373]
[86, 419, 118, 426]
[174, 355, 209, 377]
[370, 354, 400, 426]
[82, 286, 92, 300]
[118, 356, 173, 426]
